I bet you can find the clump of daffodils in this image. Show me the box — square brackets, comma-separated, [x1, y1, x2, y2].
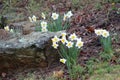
[95, 29, 113, 61]
[40, 21, 48, 32]
[51, 32, 84, 79]
[95, 29, 109, 38]
[28, 11, 73, 32]
[28, 15, 37, 22]
[63, 11, 73, 21]
[4, 26, 14, 33]
[51, 11, 73, 21]
[28, 14, 48, 32]
[52, 36, 60, 49]
[51, 32, 84, 49]
[48, 11, 73, 32]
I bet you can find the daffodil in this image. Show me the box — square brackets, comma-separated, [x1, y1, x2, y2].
[69, 33, 77, 41]
[41, 12, 46, 19]
[66, 11, 73, 18]
[41, 21, 47, 28]
[76, 38, 82, 42]
[51, 13, 59, 20]
[63, 14, 67, 21]
[28, 17, 33, 22]
[61, 32, 67, 38]
[52, 36, 60, 43]
[63, 11, 73, 21]
[60, 37, 67, 44]
[52, 42, 59, 49]
[60, 58, 66, 64]
[95, 29, 110, 38]
[76, 41, 84, 48]
[112, 3, 115, 6]
[117, 8, 120, 14]
[28, 15, 37, 22]
[66, 41, 74, 48]
[4, 26, 9, 31]
[101, 30, 109, 38]
[95, 29, 102, 36]
[10, 29, 14, 33]
[41, 27, 48, 32]
[32, 15, 37, 22]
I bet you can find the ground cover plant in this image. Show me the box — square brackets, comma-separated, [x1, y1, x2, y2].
[0, 0, 120, 80]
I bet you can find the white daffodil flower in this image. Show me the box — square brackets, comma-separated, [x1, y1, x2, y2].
[52, 42, 59, 49]
[41, 21, 47, 28]
[66, 41, 74, 48]
[101, 30, 109, 38]
[66, 11, 73, 18]
[95, 29, 110, 38]
[10, 29, 14, 33]
[63, 14, 67, 21]
[41, 27, 48, 32]
[32, 15, 37, 22]
[51, 13, 59, 20]
[60, 58, 66, 64]
[95, 29, 102, 36]
[41, 12, 46, 19]
[28, 15, 37, 22]
[76, 38, 82, 42]
[60, 37, 67, 44]
[76, 40, 84, 48]
[61, 32, 67, 38]
[28, 17, 33, 22]
[4, 26, 9, 31]
[69, 33, 77, 41]
[52, 36, 60, 43]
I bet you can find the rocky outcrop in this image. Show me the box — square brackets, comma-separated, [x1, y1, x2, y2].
[0, 31, 65, 73]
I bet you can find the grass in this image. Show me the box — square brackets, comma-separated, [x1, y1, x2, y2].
[14, 62, 120, 80]
[90, 74, 120, 80]
[89, 62, 120, 80]
[1, 0, 49, 23]
[103, 0, 120, 3]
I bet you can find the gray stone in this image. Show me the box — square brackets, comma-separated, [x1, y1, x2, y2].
[0, 31, 65, 72]
[0, 31, 65, 53]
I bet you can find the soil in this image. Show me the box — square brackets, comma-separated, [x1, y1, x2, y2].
[0, 0, 120, 80]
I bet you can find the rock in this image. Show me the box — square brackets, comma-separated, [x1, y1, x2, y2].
[0, 31, 64, 50]
[9, 21, 35, 35]
[0, 31, 65, 73]
[0, 29, 10, 41]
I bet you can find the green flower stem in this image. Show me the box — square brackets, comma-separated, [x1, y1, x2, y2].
[48, 15, 70, 32]
[100, 36, 113, 53]
[59, 44, 69, 59]
[100, 36, 114, 60]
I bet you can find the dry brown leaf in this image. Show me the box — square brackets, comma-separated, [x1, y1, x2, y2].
[53, 70, 64, 78]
